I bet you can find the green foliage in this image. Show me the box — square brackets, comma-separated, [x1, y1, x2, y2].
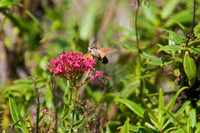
[9, 93, 29, 133]
[0, 0, 200, 132]
[183, 51, 197, 86]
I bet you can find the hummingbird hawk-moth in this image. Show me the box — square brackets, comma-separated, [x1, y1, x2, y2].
[83, 45, 118, 64]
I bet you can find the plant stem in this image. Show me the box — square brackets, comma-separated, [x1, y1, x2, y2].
[135, 0, 143, 97]
[135, 0, 141, 47]
[186, 0, 197, 46]
[69, 85, 78, 133]
[69, 86, 73, 133]
[70, 112, 74, 133]
[32, 78, 40, 133]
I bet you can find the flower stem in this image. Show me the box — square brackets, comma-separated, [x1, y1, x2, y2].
[69, 86, 73, 133]
[69, 86, 77, 133]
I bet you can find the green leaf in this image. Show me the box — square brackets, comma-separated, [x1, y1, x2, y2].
[158, 88, 164, 127]
[129, 125, 138, 132]
[106, 124, 111, 133]
[165, 11, 193, 27]
[172, 129, 185, 133]
[183, 51, 197, 86]
[189, 47, 200, 54]
[161, 0, 179, 19]
[117, 42, 138, 53]
[158, 45, 184, 53]
[170, 17, 186, 30]
[143, 110, 152, 125]
[56, 78, 69, 91]
[9, 93, 29, 133]
[167, 87, 188, 113]
[140, 101, 159, 127]
[123, 118, 129, 133]
[158, 108, 187, 133]
[142, 52, 160, 60]
[0, 0, 21, 7]
[195, 125, 200, 133]
[163, 30, 185, 44]
[188, 40, 200, 47]
[144, 79, 158, 94]
[168, 33, 176, 56]
[144, 122, 158, 133]
[9, 93, 20, 122]
[174, 101, 191, 117]
[164, 101, 191, 130]
[190, 109, 197, 129]
[117, 98, 145, 118]
[79, 2, 99, 40]
[142, 5, 157, 25]
[45, 84, 53, 109]
[194, 24, 200, 39]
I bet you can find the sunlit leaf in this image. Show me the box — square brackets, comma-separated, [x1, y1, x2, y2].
[165, 11, 192, 27]
[0, 0, 21, 7]
[79, 2, 99, 40]
[189, 109, 197, 130]
[161, 0, 178, 19]
[45, 84, 53, 109]
[189, 47, 200, 54]
[117, 98, 145, 118]
[158, 45, 184, 53]
[167, 87, 188, 113]
[183, 51, 197, 86]
[122, 118, 129, 133]
[106, 124, 111, 133]
[158, 88, 164, 126]
[158, 108, 187, 133]
[9, 93, 29, 133]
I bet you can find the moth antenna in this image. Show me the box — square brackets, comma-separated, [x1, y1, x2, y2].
[91, 40, 96, 47]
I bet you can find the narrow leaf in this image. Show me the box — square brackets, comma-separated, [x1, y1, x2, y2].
[161, 0, 179, 19]
[189, 48, 200, 54]
[158, 45, 184, 53]
[168, 87, 188, 113]
[9, 93, 19, 122]
[117, 98, 145, 118]
[159, 108, 187, 133]
[158, 88, 164, 125]
[106, 124, 111, 133]
[129, 125, 138, 132]
[9, 93, 29, 133]
[143, 110, 152, 125]
[0, 0, 21, 7]
[190, 109, 197, 129]
[183, 51, 197, 86]
[79, 2, 99, 40]
[123, 118, 129, 133]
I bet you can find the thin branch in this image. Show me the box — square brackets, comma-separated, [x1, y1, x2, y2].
[0, 16, 5, 36]
[192, 0, 197, 34]
[186, 0, 197, 45]
[135, 0, 141, 47]
[32, 78, 40, 133]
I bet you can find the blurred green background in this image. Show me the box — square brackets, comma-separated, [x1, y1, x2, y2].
[0, 0, 200, 132]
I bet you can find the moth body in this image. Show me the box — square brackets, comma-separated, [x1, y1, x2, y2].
[84, 46, 118, 64]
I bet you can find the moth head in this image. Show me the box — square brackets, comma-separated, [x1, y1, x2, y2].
[88, 46, 98, 52]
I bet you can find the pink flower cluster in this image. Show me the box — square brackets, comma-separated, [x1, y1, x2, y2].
[25, 109, 56, 132]
[46, 51, 103, 81]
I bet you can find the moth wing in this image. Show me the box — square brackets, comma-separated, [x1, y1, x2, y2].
[83, 52, 93, 59]
[97, 49, 106, 59]
[99, 48, 118, 58]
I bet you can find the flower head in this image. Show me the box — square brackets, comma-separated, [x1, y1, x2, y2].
[46, 51, 103, 81]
